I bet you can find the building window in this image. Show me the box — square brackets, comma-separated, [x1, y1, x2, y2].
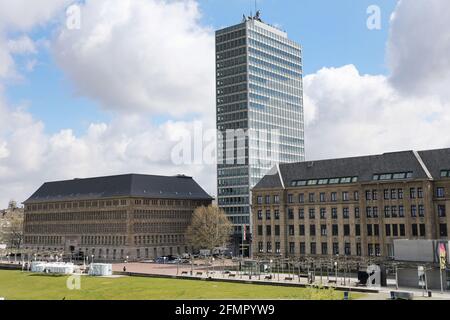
[310, 242, 317, 255]
[375, 244, 381, 256]
[438, 205, 446, 217]
[343, 207, 349, 219]
[289, 242, 295, 254]
[385, 224, 391, 237]
[384, 189, 390, 200]
[309, 193, 315, 203]
[288, 225, 295, 236]
[399, 205, 405, 217]
[354, 191, 359, 201]
[355, 224, 361, 237]
[287, 209, 293, 220]
[440, 224, 448, 237]
[320, 208, 326, 219]
[332, 224, 338, 236]
[257, 196, 263, 204]
[418, 205, 425, 217]
[419, 224, 426, 237]
[391, 189, 397, 199]
[276, 242, 281, 254]
[372, 190, 378, 201]
[320, 193, 326, 203]
[332, 208, 338, 219]
[266, 210, 271, 220]
[418, 188, 423, 199]
[331, 192, 337, 202]
[258, 242, 263, 253]
[345, 243, 351, 256]
[267, 242, 272, 253]
[411, 205, 417, 217]
[332, 243, 339, 255]
[266, 226, 272, 236]
[310, 225, 316, 237]
[368, 244, 374, 256]
[366, 207, 373, 218]
[288, 194, 293, 204]
[320, 225, 327, 236]
[265, 195, 270, 204]
[410, 188, 416, 199]
[384, 206, 391, 218]
[393, 224, 399, 237]
[258, 225, 263, 236]
[299, 194, 305, 203]
[356, 243, 362, 256]
[275, 225, 280, 236]
[373, 207, 379, 218]
[367, 224, 373, 236]
[355, 207, 360, 219]
[412, 224, 418, 237]
[309, 208, 316, 219]
[398, 189, 404, 199]
[374, 224, 380, 237]
[321, 243, 328, 255]
[343, 192, 349, 201]
[437, 188, 445, 198]
[274, 195, 280, 204]
[400, 224, 406, 237]
[365, 190, 372, 201]
[300, 243, 306, 255]
[298, 208, 305, 220]
[344, 224, 350, 236]
[391, 206, 398, 218]
[299, 225, 305, 236]
[257, 210, 263, 220]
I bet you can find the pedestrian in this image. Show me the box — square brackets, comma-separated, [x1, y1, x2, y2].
[123, 266, 127, 272]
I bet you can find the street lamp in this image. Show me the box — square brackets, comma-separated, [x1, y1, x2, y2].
[91, 254, 94, 264]
[334, 261, 338, 285]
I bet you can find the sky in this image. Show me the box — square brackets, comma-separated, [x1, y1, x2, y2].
[0, 0, 450, 207]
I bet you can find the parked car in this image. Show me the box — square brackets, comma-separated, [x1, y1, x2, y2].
[155, 256, 168, 264]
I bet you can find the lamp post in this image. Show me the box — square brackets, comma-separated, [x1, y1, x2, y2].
[334, 261, 338, 285]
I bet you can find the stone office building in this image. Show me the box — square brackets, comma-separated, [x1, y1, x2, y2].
[23, 174, 213, 261]
[252, 148, 450, 259]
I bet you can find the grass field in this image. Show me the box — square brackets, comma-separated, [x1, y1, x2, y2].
[0, 270, 360, 300]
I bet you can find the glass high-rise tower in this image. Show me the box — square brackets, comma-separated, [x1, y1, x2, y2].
[216, 13, 305, 256]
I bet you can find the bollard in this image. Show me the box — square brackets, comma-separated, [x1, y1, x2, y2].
[344, 291, 349, 300]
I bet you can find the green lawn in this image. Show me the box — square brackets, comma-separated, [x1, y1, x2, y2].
[0, 270, 361, 300]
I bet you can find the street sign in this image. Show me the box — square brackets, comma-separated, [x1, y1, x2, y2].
[418, 266, 426, 287]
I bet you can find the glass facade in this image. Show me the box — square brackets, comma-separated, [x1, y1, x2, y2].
[216, 18, 305, 229]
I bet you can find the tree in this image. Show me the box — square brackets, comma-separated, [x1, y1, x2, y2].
[0, 205, 24, 249]
[186, 205, 233, 252]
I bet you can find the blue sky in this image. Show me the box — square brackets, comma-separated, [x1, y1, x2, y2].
[4, 0, 397, 136]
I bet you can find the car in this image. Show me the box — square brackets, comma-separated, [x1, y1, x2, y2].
[155, 256, 169, 264]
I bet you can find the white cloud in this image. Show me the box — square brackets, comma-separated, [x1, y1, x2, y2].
[53, 0, 215, 118]
[387, 0, 450, 100]
[304, 0, 450, 161]
[7, 36, 37, 55]
[0, 0, 217, 207]
[0, 96, 215, 207]
[2, 0, 450, 208]
[304, 65, 450, 160]
[0, 0, 69, 80]
[0, 0, 70, 32]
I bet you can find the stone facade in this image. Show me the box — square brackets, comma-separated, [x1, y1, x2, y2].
[252, 149, 450, 259]
[23, 174, 212, 261]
